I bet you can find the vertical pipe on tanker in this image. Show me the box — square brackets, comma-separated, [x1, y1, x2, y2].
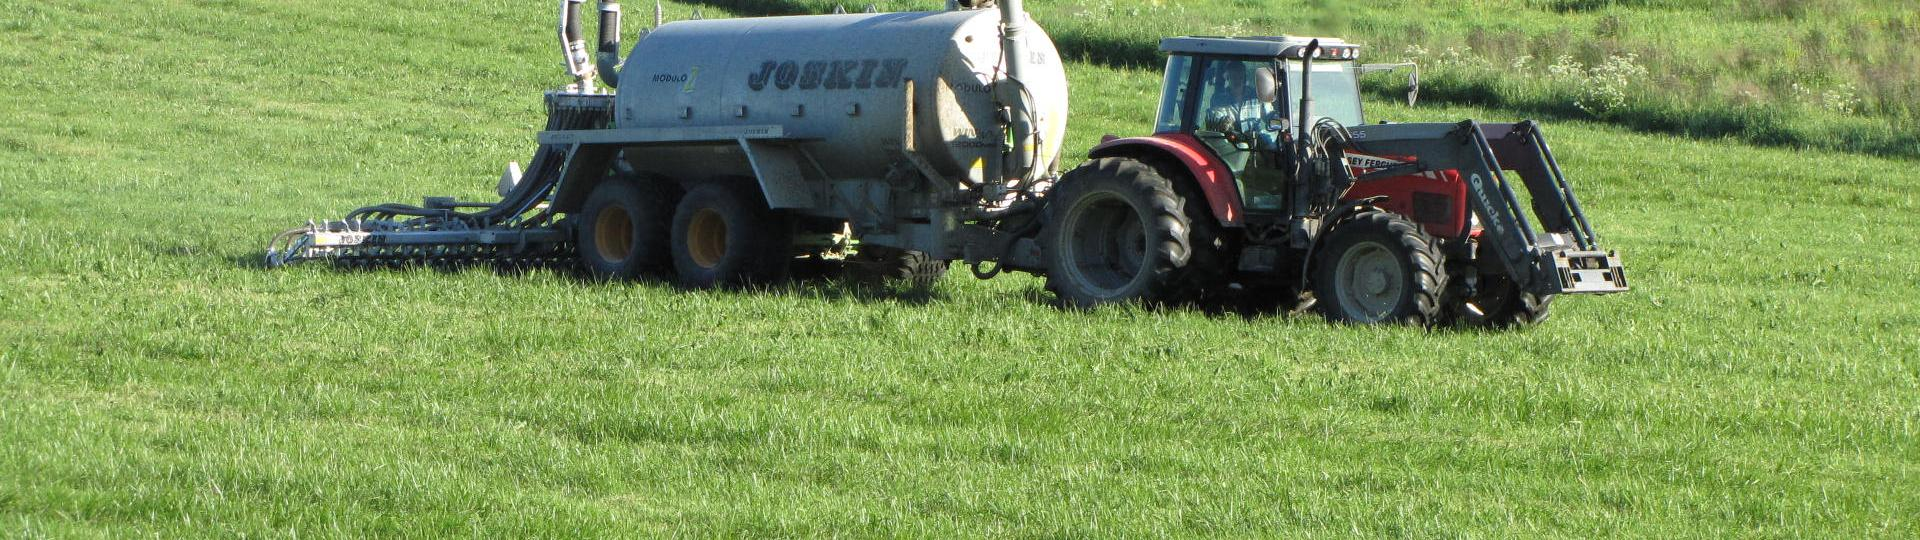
[595, 0, 623, 88]
[559, 0, 597, 92]
[998, 0, 1036, 182]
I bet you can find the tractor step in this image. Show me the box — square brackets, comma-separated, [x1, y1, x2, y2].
[1551, 249, 1627, 294]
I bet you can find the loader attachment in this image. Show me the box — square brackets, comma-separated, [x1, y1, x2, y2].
[1341, 120, 1627, 295]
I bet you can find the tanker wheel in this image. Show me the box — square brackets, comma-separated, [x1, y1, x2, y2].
[1042, 157, 1194, 309]
[846, 245, 949, 289]
[1451, 274, 1554, 328]
[1311, 211, 1448, 325]
[576, 178, 676, 280]
[669, 180, 792, 288]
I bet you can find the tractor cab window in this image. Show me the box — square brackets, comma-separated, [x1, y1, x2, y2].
[1285, 59, 1364, 127]
[1197, 58, 1278, 139]
[1154, 55, 1194, 133]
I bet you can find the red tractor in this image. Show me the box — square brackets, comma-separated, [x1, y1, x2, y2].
[985, 36, 1628, 325]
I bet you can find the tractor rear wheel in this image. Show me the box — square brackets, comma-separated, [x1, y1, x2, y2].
[1043, 157, 1195, 309]
[1452, 274, 1554, 327]
[669, 180, 792, 288]
[576, 178, 676, 280]
[1312, 211, 1448, 325]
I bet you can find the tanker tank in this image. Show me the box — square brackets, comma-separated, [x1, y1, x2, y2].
[610, 8, 1069, 185]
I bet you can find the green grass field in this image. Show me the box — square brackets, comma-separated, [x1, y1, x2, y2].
[3, 0, 1918, 536]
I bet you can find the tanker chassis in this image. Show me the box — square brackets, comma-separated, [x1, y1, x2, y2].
[268, 0, 1627, 326]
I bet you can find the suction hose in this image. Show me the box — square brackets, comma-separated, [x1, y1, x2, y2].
[558, 0, 597, 91]
[595, 0, 623, 88]
[558, 0, 634, 90]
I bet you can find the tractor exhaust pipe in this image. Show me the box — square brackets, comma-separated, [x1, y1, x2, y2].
[1295, 39, 1320, 157]
[998, 0, 1036, 182]
[594, 0, 623, 88]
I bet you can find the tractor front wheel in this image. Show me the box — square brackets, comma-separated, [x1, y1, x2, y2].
[1043, 157, 1196, 309]
[1312, 211, 1448, 325]
[1452, 274, 1554, 327]
[669, 180, 791, 288]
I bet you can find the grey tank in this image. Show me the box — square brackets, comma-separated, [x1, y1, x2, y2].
[612, 9, 1069, 183]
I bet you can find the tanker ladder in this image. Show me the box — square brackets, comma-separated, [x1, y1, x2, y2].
[265, 94, 615, 270]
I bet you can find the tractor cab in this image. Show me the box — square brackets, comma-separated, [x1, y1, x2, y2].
[1152, 36, 1369, 214]
[1154, 36, 1365, 139]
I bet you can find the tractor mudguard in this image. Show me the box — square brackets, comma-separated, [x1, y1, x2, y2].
[1089, 134, 1244, 227]
[1300, 197, 1386, 275]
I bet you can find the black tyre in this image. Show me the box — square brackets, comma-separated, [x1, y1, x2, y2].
[1451, 274, 1554, 328]
[1311, 211, 1449, 325]
[1154, 157, 1229, 301]
[846, 245, 949, 288]
[669, 180, 792, 288]
[576, 178, 676, 280]
[1042, 157, 1196, 309]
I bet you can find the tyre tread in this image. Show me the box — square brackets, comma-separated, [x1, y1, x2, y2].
[1312, 210, 1449, 325]
[1043, 157, 1195, 308]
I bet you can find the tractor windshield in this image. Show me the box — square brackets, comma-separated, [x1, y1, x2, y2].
[1287, 60, 1363, 127]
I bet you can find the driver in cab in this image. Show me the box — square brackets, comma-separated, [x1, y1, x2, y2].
[1205, 61, 1281, 149]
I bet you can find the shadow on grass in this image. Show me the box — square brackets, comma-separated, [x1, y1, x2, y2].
[237, 250, 1545, 329]
[1015, 283, 1342, 324]
[234, 251, 955, 306]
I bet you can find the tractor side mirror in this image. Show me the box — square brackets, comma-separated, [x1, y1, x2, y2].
[1362, 62, 1421, 106]
[1407, 64, 1420, 106]
[1254, 66, 1279, 103]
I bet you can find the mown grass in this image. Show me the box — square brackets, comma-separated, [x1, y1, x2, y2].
[2, 0, 1918, 536]
[697, 0, 1920, 159]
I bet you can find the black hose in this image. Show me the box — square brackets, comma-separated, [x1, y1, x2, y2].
[337, 79, 609, 233]
[596, 0, 623, 88]
[564, 0, 585, 47]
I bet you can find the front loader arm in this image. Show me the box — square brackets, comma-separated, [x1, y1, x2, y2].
[1341, 120, 1627, 295]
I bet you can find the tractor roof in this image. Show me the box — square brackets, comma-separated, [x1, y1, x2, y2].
[1159, 36, 1360, 60]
